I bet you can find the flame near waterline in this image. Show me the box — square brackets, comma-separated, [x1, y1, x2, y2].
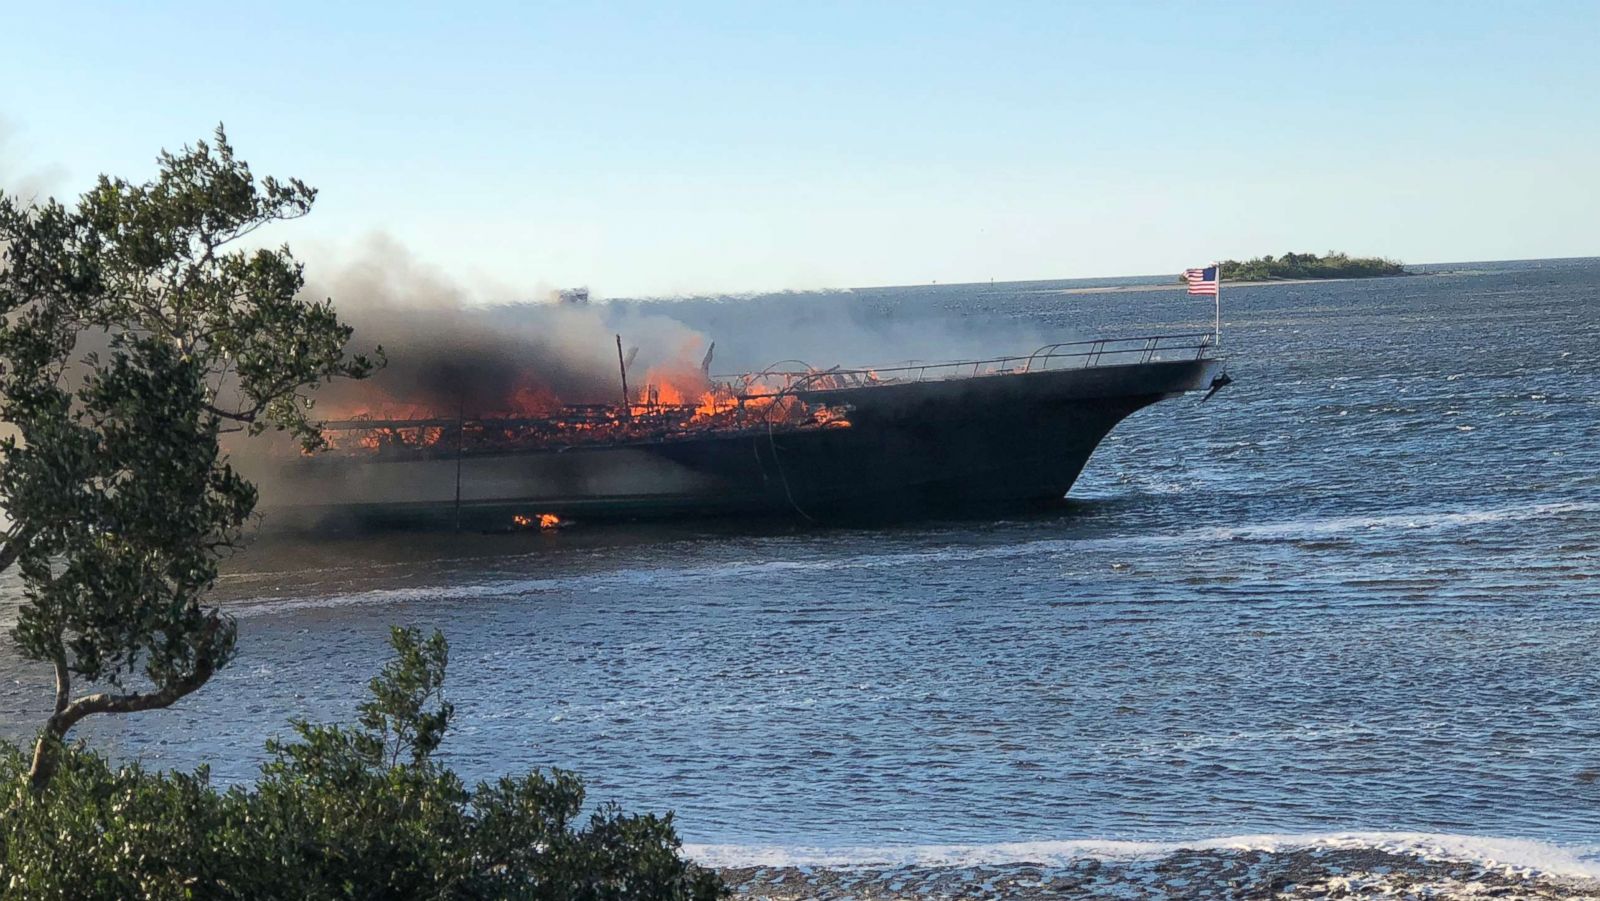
[513, 513, 563, 530]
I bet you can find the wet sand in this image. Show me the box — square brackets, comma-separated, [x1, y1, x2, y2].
[719, 846, 1600, 899]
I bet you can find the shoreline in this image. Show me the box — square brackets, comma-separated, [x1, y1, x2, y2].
[699, 832, 1600, 899]
[711, 842, 1600, 899]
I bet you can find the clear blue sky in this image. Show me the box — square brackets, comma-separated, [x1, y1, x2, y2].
[3, 1, 1596, 297]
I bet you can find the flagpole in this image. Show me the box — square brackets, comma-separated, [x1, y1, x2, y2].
[1213, 260, 1222, 348]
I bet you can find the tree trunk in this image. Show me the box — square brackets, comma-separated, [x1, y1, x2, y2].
[28, 729, 67, 792]
[28, 655, 72, 791]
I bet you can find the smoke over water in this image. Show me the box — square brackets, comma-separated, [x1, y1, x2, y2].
[298, 238, 1057, 424]
[305, 243, 716, 420]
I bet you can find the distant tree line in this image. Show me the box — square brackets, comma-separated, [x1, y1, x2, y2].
[1192, 252, 1407, 282]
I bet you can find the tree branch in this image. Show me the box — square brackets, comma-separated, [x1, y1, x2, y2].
[204, 401, 258, 424]
[30, 613, 225, 790]
[51, 652, 70, 716]
[56, 614, 222, 730]
[0, 521, 38, 575]
[0, 537, 22, 575]
[52, 670, 210, 727]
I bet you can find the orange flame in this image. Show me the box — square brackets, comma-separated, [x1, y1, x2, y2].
[506, 383, 560, 417]
[513, 513, 563, 530]
[633, 363, 732, 420]
[312, 339, 856, 456]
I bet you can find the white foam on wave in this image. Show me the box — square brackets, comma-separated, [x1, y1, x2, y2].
[228, 499, 1600, 617]
[1197, 500, 1600, 543]
[685, 831, 1600, 878]
[231, 576, 567, 617]
[817, 499, 1600, 566]
[230, 557, 849, 617]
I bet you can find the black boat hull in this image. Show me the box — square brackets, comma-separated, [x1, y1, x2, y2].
[254, 357, 1222, 529]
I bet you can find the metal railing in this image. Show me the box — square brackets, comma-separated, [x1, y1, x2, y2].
[737, 332, 1216, 394]
[321, 332, 1220, 432]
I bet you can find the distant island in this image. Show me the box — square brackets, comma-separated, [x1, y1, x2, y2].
[1193, 251, 1407, 282]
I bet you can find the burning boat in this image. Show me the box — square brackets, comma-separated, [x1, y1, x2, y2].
[252, 332, 1223, 529]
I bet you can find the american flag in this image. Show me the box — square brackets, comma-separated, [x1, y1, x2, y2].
[1185, 265, 1219, 296]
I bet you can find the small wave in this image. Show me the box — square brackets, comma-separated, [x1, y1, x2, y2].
[1198, 501, 1600, 544]
[686, 831, 1600, 878]
[227, 555, 862, 617]
[227, 501, 1600, 617]
[231, 575, 569, 617]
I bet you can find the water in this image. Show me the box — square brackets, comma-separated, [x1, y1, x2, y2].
[3, 258, 1599, 868]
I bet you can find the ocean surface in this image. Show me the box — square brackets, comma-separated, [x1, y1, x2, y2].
[3, 258, 1599, 878]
